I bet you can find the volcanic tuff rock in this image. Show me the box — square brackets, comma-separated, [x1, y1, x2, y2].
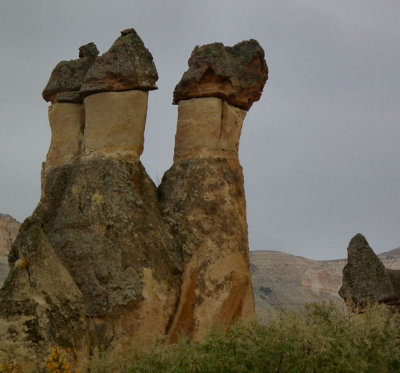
[3, 236, 400, 323]
[158, 39, 267, 341]
[339, 234, 400, 310]
[0, 214, 20, 261]
[0, 31, 266, 370]
[173, 40, 268, 110]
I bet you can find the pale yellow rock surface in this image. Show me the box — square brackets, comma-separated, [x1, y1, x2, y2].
[109, 267, 178, 348]
[168, 250, 254, 342]
[159, 97, 255, 340]
[174, 98, 246, 161]
[0, 214, 20, 261]
[83, 90, 148, 159]
[45, 103, 84, 171]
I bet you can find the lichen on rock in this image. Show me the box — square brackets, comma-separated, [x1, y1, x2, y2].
[42, 42, 99, 104]
[80, 28, 158, 97]
[173, 40, 268, 110]
[339, 234, 400, 310]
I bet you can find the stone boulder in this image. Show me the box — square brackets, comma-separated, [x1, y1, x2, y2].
[173, 40, 268, 110]
[339, 234, 400, 310]
[80, 28, 158, 97]
[42, 42, 99, 104]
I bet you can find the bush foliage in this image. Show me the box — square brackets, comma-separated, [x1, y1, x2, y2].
[90, 302, 400, 373]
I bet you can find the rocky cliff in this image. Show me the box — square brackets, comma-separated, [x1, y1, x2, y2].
[0, 29, 267, 370]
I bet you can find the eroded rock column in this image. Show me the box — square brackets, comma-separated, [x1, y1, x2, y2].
[46, 103, 85, 168]
[42, 42, 98, 173]
[174, 97, 246, 161]
[80, 28, 158, 161]
[0, 29, 179, 371]
[159, 40, 268, 341]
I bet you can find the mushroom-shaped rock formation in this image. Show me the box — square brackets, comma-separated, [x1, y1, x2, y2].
[339, 234, 400, 311]
[0, 29, 179, 371]
[42, 43, 98, 172]
[159, 40, 268, 342]
[80, 28, 158, 96]
[42, 42, 99, 104]
[80, 28, 159, 160]
[173, 40, 268, 111]
[0, 32, 268, 370]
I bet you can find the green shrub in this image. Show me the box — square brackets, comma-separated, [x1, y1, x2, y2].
[91, 302, 400, 373]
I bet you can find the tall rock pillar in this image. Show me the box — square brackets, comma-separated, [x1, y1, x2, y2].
[42, 42, 98, 173]
[159, 40, 268, 341]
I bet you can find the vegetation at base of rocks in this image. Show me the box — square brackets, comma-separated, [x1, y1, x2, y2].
[0, 347, 78, 373]
[0, 360, 21, 373]
[45, 346, 78, 373]
[90, 302, 400, 373]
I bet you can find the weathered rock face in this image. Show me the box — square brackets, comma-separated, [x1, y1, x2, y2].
[159, 159, 255, 341]
[0, 223, 89, 369]
[80, 28, 158, 97]
[174, 97, 246, 162]
[158, 40, 267, 341]
[45, 103, 85, 172]
[1, 29, 180, 371]
[339, 234, 400, 310]
[0, 214, 20, 261]
[173, 40, 268, 110]
[42, 42, 99, 104]
[0, 31, 266, 369]
[82, 90, 148, 160]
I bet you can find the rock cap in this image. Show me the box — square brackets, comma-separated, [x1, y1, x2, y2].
[42, 43, 99, 104]
[173, 40, 268, 111]
[80, 28, 158, 97]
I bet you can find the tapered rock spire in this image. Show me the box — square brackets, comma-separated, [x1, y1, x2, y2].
[339, 234, 400, 310]
[159, 40, 268, 341]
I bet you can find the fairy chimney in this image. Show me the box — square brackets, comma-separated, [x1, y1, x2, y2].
[159, 40, 268, 341]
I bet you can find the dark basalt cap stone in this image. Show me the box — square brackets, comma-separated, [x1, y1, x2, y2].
[79, 42, 99, 58]
[42, 43, 99, 104]
[173, 40, 268, 111]
[80, 28, 158, 97]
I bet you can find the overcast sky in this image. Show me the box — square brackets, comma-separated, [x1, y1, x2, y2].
[0, 0, 399, 260]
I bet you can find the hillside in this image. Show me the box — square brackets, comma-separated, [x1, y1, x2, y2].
[251, 248, 400, 320]
[0, 213, 20, 260]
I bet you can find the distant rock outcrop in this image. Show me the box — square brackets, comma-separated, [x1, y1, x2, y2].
[339, 234, 400, 310]
[252, 246, 400, 321]
[0, 214, 20, 261]
[0, 30, 267, 370]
